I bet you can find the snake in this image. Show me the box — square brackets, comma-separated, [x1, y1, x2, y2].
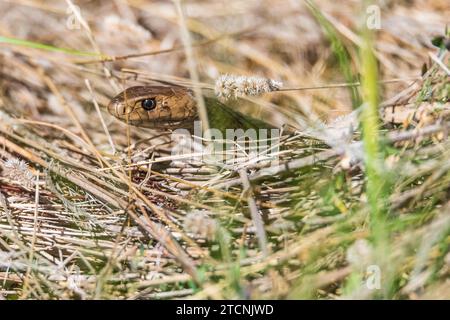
[107, 86, 275, 133]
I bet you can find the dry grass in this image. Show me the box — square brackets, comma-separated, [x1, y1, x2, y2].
[0, 0, 449, 299]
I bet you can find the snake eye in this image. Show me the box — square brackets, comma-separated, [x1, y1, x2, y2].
[141, 98, 156, 111]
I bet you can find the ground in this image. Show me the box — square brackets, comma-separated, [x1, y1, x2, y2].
[0, 0, 449, 299]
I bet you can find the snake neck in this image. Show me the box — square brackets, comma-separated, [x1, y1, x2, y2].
[204, 97, 275, 134]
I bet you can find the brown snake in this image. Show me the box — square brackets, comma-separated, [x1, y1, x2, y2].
[107, 86, 276, 132]
[107, 86, 198, 130]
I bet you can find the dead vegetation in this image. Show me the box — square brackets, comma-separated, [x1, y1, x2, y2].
[0, 0, 449, 299]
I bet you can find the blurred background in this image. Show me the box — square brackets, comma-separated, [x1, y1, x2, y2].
[1, 0, 448, 128]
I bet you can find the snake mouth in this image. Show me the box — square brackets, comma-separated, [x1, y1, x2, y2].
[125, 117, 197, 131]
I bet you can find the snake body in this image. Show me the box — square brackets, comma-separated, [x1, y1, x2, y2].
[107, 86, 274, 132]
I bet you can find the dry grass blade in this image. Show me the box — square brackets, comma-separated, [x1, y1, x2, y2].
[0, 0, 449, 300]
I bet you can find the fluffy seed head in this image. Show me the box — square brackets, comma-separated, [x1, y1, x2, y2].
[184, 211, 218, 240]
[2, 158, 35, 188]
[215, 74, 283, 101]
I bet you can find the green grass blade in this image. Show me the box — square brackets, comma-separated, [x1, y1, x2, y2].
[359, 1, 393, 298]
[0, 35, 105, 58]
[305, 0, 362, 108]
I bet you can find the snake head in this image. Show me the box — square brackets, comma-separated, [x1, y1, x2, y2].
[107, 86, 198, 130]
